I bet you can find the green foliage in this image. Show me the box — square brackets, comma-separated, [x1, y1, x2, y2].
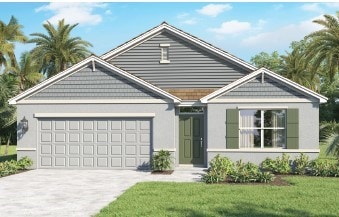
[250, 51, 282, 72]
[151, 150, 172, 171]
[309, 160, 339, 177]
[261, 153, 291, 174]
[320, 121, 339, 160]
[229, 160, 275, 183]
[29, 19, 92, 77]
[293, 153, 310, 175]
[202, 154, 233, 183]
[0, 156, 32, 177]
[202, 155, 274, 184]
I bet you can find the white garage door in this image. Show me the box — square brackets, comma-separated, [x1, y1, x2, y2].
[38, 118, 151, 169]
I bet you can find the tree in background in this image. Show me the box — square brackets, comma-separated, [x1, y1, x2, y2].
[0, 16, 27, 71]
[280, 40, 320, 92]
[5, 52, 43, 91]
[250, 51, 282, 72]
[29, 19, 92, 78]
[0, 73, 18, 155]
[306, 12, 339, 82]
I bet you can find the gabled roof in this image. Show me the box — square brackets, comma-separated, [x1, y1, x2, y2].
[200, 68, 328, 103]
[9, 55, 181, 105]
[101, 22, 257, 71]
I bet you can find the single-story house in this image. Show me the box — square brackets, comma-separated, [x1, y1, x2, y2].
[9, 22, 327, 169]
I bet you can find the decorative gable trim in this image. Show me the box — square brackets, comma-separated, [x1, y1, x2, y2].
[101, 22, 256, 71]
[9, 55, 181, 105]
[200, 68, 328, 104]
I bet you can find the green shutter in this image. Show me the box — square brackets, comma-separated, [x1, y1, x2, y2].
[286, 109, 299, 149]
[226, 109, 239, 149]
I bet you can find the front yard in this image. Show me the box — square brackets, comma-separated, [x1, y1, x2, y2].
[97, 176, 339, 217]
[0, 145, 17, 162]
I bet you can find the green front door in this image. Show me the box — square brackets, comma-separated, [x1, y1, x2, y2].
[179, 115, 204, 165]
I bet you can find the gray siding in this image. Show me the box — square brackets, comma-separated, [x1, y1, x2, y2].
[110, 31, 252, 89]
[220, 76, 307, 99]
[28, 65, 163, 100]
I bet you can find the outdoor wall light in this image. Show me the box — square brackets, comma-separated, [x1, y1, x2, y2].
[21, 116, 28, 132]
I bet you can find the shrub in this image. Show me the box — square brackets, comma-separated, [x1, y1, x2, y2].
[202, 156, 275, 184]
[293, 153, 310, 175]
[229, 160, 274, 183]
[17, 157, 33, 170]
[261, 153, 291, 174]
[0, 157, 32, 177]
[202, 155, 233, 183]
[151, 150, 172, 171]
[309, 160, 339, 177]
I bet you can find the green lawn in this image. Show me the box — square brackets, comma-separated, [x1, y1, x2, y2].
[0, 145, 17, 162]
[96, 176, 339, 217]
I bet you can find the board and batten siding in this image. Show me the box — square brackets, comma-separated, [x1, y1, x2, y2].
[109, 31, 252, 89]
[220, 76, 308, 99]
[27, 65, 163, 100]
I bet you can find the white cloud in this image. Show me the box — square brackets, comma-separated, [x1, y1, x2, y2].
[177, 13, 189, 19]
[273, 4, 284, 10]
[105, 10, 112, 15]
[36, 2, 107, 26]
[241, 16, 323, 51]
[182, 19, 197, 25]
[301, 3, 323, 13]
[209, 20, 251, 35]
[196, 4, 232, 17]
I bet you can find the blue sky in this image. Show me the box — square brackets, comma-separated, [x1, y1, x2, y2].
[0, 2, 337, 62]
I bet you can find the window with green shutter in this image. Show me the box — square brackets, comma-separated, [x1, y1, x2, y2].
[226, 109, 239, 149]
[286, 109, 299, 149]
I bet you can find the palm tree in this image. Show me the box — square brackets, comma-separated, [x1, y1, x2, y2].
[320, 121, 339, 160]
[306, 12, 339, 82]
[29, 19, 92, 77]
[280, 43, 320, 92]
[0, 16, 28, 71]
[0, 73, 18, 155]
[5, 52, 43, 91]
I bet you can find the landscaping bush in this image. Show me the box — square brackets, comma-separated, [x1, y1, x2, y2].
[229, 160, 275, 183]
[151, 150, 172, 171]
[202, 155, 233, 184]
[261, 153, 291, 174]
[309, 160, 339, 177]
[0, 156, 32, 177]
[292, 153, 310, 175]
[202, 156, 275, 184]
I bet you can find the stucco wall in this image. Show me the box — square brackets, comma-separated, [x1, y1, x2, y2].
[16, 103, 176, 168]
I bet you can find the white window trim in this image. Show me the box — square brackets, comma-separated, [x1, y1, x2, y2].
[239, 109, 286, 149]
[159, 44, 170, 64]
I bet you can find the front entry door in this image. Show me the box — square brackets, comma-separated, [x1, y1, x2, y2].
[179, 115, 204, 165]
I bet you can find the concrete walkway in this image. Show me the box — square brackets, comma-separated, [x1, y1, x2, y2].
[0, 168, 206, 217]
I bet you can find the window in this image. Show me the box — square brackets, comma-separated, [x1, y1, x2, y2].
[179, 107, 204, 114]
[239, 109, 286, 148]
[159, 44, 170, 63]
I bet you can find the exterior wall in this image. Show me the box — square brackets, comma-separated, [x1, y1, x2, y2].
[27, 65, 163, 100]
[220, 76, 307, 99]
[17, 103, 176, 169]
[206, 102, 320, 165]
[110, 31, 251, 89]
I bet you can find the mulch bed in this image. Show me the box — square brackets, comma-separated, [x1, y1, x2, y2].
[221, 175, 291, 186]
[151, 170, 174, 175]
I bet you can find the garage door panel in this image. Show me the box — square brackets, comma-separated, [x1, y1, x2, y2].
[38, 118, 151, 169]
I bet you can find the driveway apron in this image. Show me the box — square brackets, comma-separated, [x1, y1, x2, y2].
[0, 169, 204, 217]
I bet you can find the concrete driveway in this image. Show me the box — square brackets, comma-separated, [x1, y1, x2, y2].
[0, 168, 204, 217]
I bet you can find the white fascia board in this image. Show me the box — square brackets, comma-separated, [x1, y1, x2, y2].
[101, 23, 256, 71]
[17, 99, 171, 104]
[34, 113, 156, 118]
[9, 55, 181, 104]
[201, 68, 328, 104]
[210, 98, 315, 103]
